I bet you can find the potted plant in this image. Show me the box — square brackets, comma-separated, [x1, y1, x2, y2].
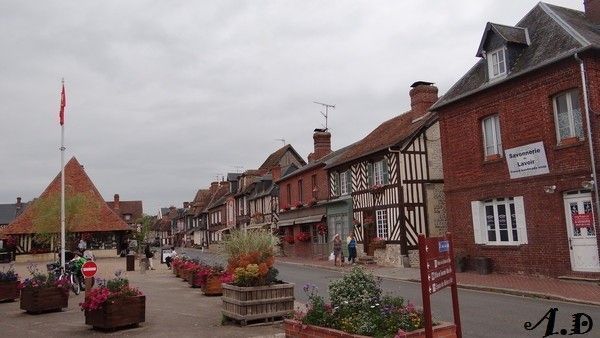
[19, 264, 70, 313]
[286, 267, 456, 337]
[192, 263, 227, 296]
[221, 230, 294, 325]
[81, 270, 145, 330]
[0, 264, 19, 302]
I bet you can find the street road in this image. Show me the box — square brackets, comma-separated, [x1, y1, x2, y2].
[182, 249, 600, 338]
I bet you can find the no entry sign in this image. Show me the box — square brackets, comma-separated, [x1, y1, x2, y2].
[81, 261, 98, 278]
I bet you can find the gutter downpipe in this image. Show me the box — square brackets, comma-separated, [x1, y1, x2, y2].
[574, 53, 600, 234]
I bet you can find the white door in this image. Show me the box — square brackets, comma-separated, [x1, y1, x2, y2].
[563, 193, 600, 272]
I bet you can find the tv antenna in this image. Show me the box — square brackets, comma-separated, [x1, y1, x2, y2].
[275, 138, 286, 147]
[313, 101, 335, 130]
[232, 165, 244, 173]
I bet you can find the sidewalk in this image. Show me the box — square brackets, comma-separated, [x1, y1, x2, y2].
[276, 256, 600, 306]
[0, 257, 284, 337]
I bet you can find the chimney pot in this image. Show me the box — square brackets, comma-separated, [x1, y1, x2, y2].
[16, 197, 21, 204]
[585, 0, 600, 23]
[409, 81, 438, 120]
[312, 130, 332, 161]
[113, 194, 120, 209]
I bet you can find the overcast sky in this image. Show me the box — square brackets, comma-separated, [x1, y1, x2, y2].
[0, 1, 582, 214]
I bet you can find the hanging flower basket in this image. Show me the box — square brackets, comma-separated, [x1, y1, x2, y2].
[284, 235, 295, 245]
[371, 184, 385, 194]
[296, 232, 311, 242]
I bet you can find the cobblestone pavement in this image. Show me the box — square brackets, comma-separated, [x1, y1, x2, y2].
[0, 256, 284, 338]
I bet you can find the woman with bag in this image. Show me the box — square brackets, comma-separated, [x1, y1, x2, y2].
[347, 234, 357, 264]
[144, 243, 155, 270]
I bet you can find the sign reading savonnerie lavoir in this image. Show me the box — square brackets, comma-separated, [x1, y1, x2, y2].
[418, 234, 462, 338]
[505, 141, 550, 179]
[572, 213, 594, 229]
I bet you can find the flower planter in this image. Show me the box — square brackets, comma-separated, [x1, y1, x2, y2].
[20, 287, 68, 313]
[284, 319, 370, 338]
[0, 281, 19, 302]
[396, 322, 457, 337]
[221, 282, 294, 325]
[201, 275, 223, 296]
[85, 295, 146, 330]
[284, 319, 457, 338]
[180, 269, 192, 282]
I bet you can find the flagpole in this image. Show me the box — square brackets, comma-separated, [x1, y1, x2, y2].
[60, 78, 66, 270]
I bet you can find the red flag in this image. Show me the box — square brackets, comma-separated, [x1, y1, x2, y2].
[59, 83, 66, 125]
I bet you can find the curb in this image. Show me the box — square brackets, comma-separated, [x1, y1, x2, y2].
[276, 260, 600, 307]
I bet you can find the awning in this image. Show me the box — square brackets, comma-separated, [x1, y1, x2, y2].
[277, 214, 324, 227]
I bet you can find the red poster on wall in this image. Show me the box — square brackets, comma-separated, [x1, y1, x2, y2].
[572, 213, 593, 229]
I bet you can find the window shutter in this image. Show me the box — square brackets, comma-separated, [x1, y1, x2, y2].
[383, 160, 390, 185]
[514, 196, 528, 244]
[346, 171, 352, 194]
[368, 163, 374, 187]
[471, 201, 485, 244]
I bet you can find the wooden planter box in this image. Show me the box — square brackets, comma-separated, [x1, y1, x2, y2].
[180, 269, 193, 282]
[222, 282, 294, 325]
[0, 281, 19, 302]
[20, 287, 68, 313]
[284, 319, 457, 338]
[201, 275, 223, 296]
[285, 319, 370, 338]
[85, 295, 146, 330]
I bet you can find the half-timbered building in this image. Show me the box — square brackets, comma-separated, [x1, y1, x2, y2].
[1, 157, 130, 258]
[326, 82, 446, 267]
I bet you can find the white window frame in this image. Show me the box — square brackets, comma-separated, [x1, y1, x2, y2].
[375, 209, 388, 240]
[471, 196, 528, 246]
[487, 48, 507, 80]
[482, 114, 502, 157]
[340, 170, 349, 195]
[373, 160, 385, 186]
[553, 90, 583, 143]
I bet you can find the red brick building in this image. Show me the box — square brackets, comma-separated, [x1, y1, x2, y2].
[106, 194, 143, 229]
[276, 130, 350, 259]
[432, 2, 600, 275]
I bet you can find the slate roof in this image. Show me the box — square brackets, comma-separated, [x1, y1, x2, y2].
[1, 157, 130, 235]
[0, 202, 29, 225]
[258, 144, 306, 171]
[432, 2, 600, 110]
[326, 112, 436, 168]
[476, 23, 529, 57]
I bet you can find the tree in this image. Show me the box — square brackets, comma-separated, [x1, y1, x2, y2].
[30, 190, 100, 250]
[133, 214, 155, 249]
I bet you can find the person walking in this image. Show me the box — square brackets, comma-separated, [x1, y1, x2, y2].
[144, 243, 155, 270]
[77, 237, 87, 255]
[333, 234, 343, 267]
[348, 234, 357, 264]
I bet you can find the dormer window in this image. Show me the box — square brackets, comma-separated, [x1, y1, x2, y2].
[488, 48, 507, 79]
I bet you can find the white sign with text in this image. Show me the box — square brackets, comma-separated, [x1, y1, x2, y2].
[505, 141, 549, 179]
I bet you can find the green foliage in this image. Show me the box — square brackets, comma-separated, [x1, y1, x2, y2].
[106, 270, 129, 292]
[329, 267, 381, 310]
[300, 267, 424, 337]
[134, 214, 154, 249]
[220, 229, 279, 259]
[30, 191, 100, 243]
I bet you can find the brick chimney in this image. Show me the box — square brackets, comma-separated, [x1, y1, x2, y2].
[113, 194, 120, 210]
[312, 129, 332, 162]
[210, 181, 219, 194]
[408, 81, 438, 121]
[585, 0, 600, 23]
[271, 165, 282, 181]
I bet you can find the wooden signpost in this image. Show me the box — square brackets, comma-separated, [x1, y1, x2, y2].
[418, 233, 462, 338]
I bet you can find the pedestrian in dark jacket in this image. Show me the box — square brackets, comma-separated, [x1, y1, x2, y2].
[348, 234, 357, 264]
[145, 244, 155, 270]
